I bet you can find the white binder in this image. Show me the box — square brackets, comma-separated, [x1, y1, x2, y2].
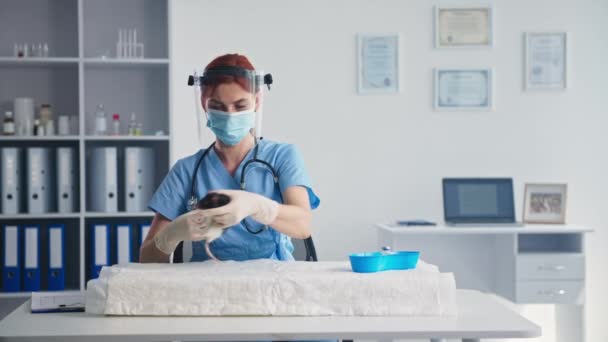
[140, 223, 151, 246]
[91, 224, 109, 279]
[89, 147, 118, 212]
[27, 148, 52, 214]
[1, 148, 21, 214]
[57, 147, 76, 213]
[116, 224, 133, 264]
[124, 147, 155, 212]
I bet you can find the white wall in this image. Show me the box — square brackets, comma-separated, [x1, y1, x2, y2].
[169, 0, 608, 341]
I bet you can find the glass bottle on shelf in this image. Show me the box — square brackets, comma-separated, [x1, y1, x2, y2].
[39, 104, 52, 128]
[112, 113, 121, 135]
[128, 112, 137, 135]
[46, 120, 55, 136]
[34, 119, 44, 136]
[3, 111, 15, 135]
[135, 123, 143, 136]
[94, 104, 107, 135]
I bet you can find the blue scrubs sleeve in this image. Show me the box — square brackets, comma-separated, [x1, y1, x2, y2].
[276, 144, 320, 209]
[147, 159, 190, 220]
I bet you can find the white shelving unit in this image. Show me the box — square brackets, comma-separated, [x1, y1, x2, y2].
[0, 0, 170, 298]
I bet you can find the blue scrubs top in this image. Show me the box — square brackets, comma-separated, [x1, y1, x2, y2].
[148, 139, 320, 262]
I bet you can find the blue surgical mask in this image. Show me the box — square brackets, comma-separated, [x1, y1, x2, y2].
[206, 109, 255, 146]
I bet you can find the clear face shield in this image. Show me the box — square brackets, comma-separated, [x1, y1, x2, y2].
[187, 66, 273, 145]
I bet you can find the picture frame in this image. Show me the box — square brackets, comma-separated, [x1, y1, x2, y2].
[434, 68, 493, 111]
[435, 5, 493, 48]
[523, 183, 568, 224]
[524, 32, 568, 90]
[357, 34, 399, 94]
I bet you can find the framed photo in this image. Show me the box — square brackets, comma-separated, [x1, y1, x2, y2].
[435, 5, 493, 48]
[523, 183, 568, 224]
[434, 68, 493, 111]
[525, 32, 568, 90]
[357, 34, 399, 94]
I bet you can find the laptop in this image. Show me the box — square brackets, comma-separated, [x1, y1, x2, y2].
[442, 178, 523, 227]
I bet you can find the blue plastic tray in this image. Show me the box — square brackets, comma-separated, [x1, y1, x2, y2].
[349, 251, 420, 273]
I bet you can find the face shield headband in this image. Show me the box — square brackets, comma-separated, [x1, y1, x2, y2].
[187, 66, 273, 145]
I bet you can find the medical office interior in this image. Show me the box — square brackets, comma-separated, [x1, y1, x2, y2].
[0, 0, 607, 342]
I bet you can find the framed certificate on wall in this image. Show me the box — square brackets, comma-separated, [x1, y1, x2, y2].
[434, 68, 493, 111]
[357, 34, 399, 94]
[525, 32, 568, 90]
[435, 5, 493, 48]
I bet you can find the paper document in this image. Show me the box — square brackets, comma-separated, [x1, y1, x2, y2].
[31, 291, 85, 313]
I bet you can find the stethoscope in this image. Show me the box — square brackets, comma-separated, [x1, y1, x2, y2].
[187, 137, 283, 234]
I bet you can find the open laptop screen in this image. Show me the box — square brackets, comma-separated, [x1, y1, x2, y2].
[443, 178, 515, 223]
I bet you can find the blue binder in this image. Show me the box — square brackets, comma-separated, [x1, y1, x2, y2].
[90, 224, 110, 279]
[48, 225, 65, 291]
[23, 225, 41, 291]
[2, 225, 21, 292]
[116, 224, 133, 264]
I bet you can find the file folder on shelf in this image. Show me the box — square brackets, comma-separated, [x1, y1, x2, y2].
[89, 147, 118, 212]
[140, 223, 151, 246]
[90, 224, 110, 279]
[27, 148, 52, 214]
[124, 147, 155, 212]
[116, 224, 133, 265]
[48, 224, 65, 291]
[2, 225, 21, 292]
[1, 148, 21, 214]
[23, 225, 41, 291]
[57, 147, 76, 213]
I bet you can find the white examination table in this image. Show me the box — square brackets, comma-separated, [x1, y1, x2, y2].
[0, 289, 540, 342]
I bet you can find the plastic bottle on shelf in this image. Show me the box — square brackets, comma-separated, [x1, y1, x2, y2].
[3, 111, 15, 135]
[112, 113, 121, 135]
[94, 104, 107, 135]
[128, 112, 137, 135]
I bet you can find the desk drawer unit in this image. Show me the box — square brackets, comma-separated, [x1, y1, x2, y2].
[516, 254, 584, 281]
[516, 280, 584, 304]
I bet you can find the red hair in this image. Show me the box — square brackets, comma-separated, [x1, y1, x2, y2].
[202, 54, 256, 99]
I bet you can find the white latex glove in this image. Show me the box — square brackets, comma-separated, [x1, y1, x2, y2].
[154, 209, 225, 255]
[201, 190, 280, 229]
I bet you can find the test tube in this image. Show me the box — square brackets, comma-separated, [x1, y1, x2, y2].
[129, 29, 135, 58]
[116, 29, 124, 58]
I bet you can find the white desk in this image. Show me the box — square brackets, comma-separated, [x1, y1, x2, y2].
[377, 224, 592, 342]
[0, 290, 539, 342]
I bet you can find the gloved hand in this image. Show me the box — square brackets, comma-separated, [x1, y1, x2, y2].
[153, 209, 226, 255]
[201, 189, 280, 229]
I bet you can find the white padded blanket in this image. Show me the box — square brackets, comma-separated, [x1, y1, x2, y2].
[86, 259, 457, 316]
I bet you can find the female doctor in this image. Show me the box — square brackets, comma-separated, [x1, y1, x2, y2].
[140, 54, 320, 263]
